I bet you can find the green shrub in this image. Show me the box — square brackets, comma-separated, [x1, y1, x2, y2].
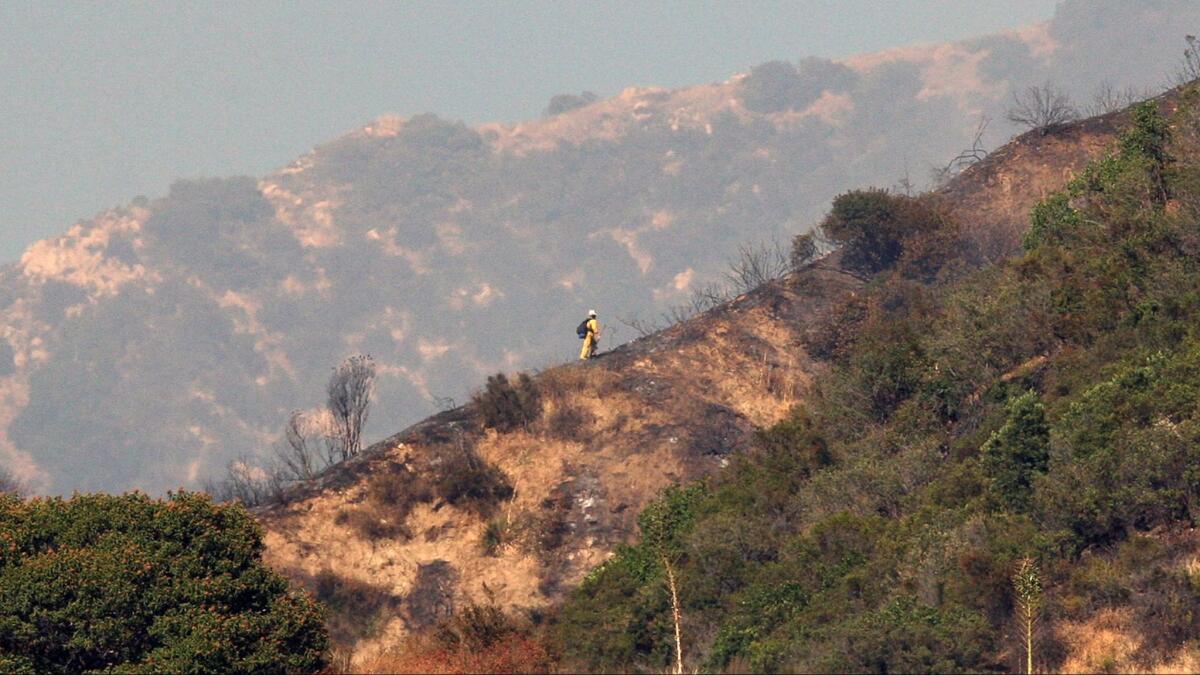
[1023, 192, 1082, 250]
[557, 485, 708, 671]
[790, 231, 819, 270]
[753, 405, 832, 478]
[981, 391, 1050, 510]
[556, 91, 1200, 673]
[804, 596, 997, 673]
[0, 492, 327, 673]
[819, 189, 944, 274]
[479, 517, 515, 556]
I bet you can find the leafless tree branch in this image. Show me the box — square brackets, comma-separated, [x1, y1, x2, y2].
[931, 116, 990, 185]
[1174, 34, 1200, 85]
[1006, 82, 1078, 135]
[327, 355, 376, 460]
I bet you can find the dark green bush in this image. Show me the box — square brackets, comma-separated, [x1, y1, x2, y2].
[0, 492, 327, 673]
[475, 372, 542, 433]
[804, 596, 997, 673]
[981, 391, 1050, 510]
[738, 58, 856, 114]
[819, 189, 944, 274]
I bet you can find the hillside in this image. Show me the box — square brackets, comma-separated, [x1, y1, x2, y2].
[258, 264, 857, 664]
[4, 1, 1200, 496]
[255, 88, 1163, 666]
[553, 90, 1200, 673]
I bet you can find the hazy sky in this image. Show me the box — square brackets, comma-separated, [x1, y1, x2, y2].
[0, 0, 1060, 264]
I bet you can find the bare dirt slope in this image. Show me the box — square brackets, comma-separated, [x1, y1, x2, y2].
[257, 103, 1149, 665]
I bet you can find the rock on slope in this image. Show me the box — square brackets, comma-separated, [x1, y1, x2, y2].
[256, 98, 1154, 663]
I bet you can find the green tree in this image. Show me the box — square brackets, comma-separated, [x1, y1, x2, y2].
[819, 189, 941, 274]
[0, 491, 327, 673]
[982, 391, 1050, 510]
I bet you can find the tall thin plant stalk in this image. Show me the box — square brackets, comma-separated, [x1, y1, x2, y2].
[662, 555, 684, 675]
[1012, 557, 1042, 674]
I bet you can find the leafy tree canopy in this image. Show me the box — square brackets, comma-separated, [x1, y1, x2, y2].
[0, 491, 328, 673]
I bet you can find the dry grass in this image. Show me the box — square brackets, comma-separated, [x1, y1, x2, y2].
[1055, 587, 1200, 673]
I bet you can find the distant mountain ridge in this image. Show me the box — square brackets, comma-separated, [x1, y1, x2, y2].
[2, 0, 1198, 494]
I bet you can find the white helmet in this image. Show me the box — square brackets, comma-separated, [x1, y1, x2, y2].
[588, 309, 597, 317]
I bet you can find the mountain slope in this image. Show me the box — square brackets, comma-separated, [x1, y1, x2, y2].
[555, 92, 1200, 672]
[3, 1, 1199, 495]
[254, 89, 1160, 664]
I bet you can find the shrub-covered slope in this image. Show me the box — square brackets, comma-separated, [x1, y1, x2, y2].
[256, 88, 1158, 668]
[558, 92, 1200, 673]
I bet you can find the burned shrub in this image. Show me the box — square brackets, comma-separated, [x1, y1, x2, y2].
[433, 445, 514, 517]
[366, 461, 434, 520]
[335, 505, 413, 541]
[405, 560, 459, 629]
[435, 595, 514, 652]
[334, 461, 436, 542]
[535, 482, 575, 556]
[474, 372, 542, 433]
[801, 292, 869, 362]
[546, 404, 595, 440]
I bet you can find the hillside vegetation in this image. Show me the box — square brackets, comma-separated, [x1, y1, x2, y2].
[555, 92, 1200, 672]
[258, 80, 1158, 670]
[0, 492, 327, 672]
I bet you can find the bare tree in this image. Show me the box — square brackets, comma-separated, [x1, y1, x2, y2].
[1006, 82, 1078, 135]
[275, 410, 339, 481]
[724, 238, 790, 294]
[618, 314, 662, 338]
[893, 167, 918, 196]
[327, 355, 376, 460]
[431, 394, 457, 412]
[931, 116, 990, 185]
[1086, 81, 1141, 116]
[204, 455, 274, 506]
[1175, 34, 1200, 85]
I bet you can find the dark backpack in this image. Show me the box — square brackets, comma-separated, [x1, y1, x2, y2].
[576, 319, 590, 339]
